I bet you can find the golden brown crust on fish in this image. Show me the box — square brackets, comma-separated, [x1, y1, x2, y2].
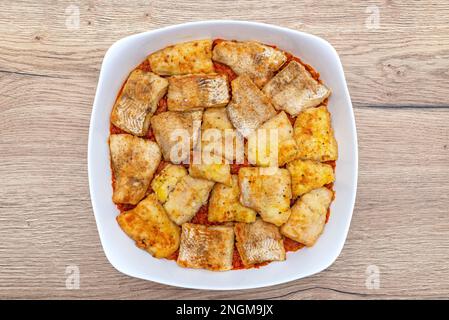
[163, 175, 215, 225]
[201, 107, 240, 162]
[116, 194, 180, 258]
[263, 61, 330, 117]
[111, 69, 168, 136]
[212, 40, 287, 87]
[238, 167, 292, 226]
[148, 40, 214, 75]
[177, 223, 234, 271]
[189, 163, 232, 186]
[246, 111, 298, 167]
[150, 110, 203, 162]
[287, 159, 335, 198]
[208, 175, 257, 223]
[281, 187, 333, 246]
[234, 218, 285, 266]
[227, 75, 277, 138]
[293, 105, 338, 162]
[151, 164, 188, 203]
[167, 74, 230, 111]
[109, 134, 161, 205]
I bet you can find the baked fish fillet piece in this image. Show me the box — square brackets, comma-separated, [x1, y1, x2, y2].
[148, 40, 214, 75]
[293, 105, 338, 161]
[109, 134, 161, 205]
[201, 107, 239, 162]
[116, 194, 180, 258]
[189, 162, 232, 186]
[238, 167, 292, 226]
[111, 69, 168, 136]
[208, 175, 257, 223]
[281, 187, 333, 247]
[150, 110, 203, 162]
[167, 74, 230, 111]
[234, 218, 285, 266]
[246, 111, 298, 167]
[263, 61, 330, 117]
[163, 175, 215, 225]
[227, 75, 277, 138]
[287, 159, 335, 198]
[212, 40, 287, 88]
[150, 164, 188, 203]
[177, 223, 234, 271]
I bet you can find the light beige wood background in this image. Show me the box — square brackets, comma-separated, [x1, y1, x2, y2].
[0, 0, 448, 299]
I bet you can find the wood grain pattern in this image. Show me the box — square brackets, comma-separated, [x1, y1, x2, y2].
[1, 0, 449, 299]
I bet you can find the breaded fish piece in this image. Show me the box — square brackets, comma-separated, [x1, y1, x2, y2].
[150, 110, 203, 162]
[111, 69, 168, 136]
[208, 175, 257, 223]
[148, 40, 214, 75]
[227, 75, 277, 137]
[201, 107, 240, 162]
[150, 164, 188, 203]
[212, 40, 287, 87]
[202, 107, 234, 131]
[281, 187, 333, 246]
[247, 111, 298, 167]
[177, 223, 234, 271]
[287, 159, 335, 198]
[167, 74, 230, 111]
[189, 163, 232, 186]
[263, 61, 330, 117]
[116, 194, 180, 258]
[234, 218, 285, 266]
[109, 134, 161, 205]
[163, 175, 215, 225]
[238, 167, 292, 226]
[293, 105, 338, 161]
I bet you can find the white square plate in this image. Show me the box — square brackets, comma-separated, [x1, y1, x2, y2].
[88, 20, 358, 290]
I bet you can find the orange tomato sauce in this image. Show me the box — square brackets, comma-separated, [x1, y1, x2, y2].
[284, 237, 305, 252]
[230, 157, 251, 175]
[213, 62, 238, 82]
[136, 59, 152, 72]
[190, 204, 218, 226]
[110, 39, 336, 270]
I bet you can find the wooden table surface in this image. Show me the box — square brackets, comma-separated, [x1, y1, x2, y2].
[1, 0, 448, 300]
